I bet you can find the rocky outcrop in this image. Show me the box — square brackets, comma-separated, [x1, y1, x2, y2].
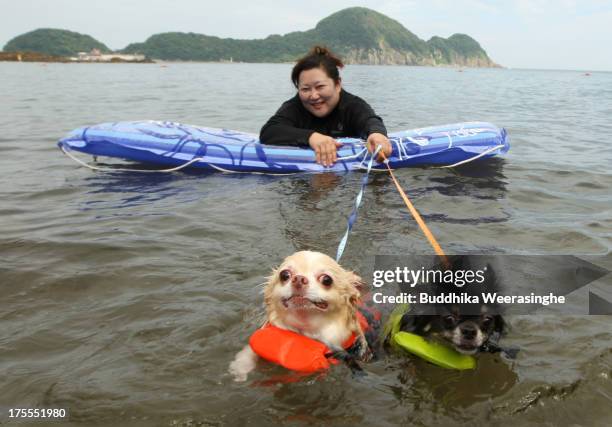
[0, 51, 70, 62]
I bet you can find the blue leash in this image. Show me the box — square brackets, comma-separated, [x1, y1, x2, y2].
[336, 146, 381, 262]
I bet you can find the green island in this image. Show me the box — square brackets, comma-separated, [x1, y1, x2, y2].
[2, 7, 499, 67]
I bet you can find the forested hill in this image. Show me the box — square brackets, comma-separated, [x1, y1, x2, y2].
[4, 8, 499, 67]
[3, 28, 110, 57]
[121, 7, 498, 66]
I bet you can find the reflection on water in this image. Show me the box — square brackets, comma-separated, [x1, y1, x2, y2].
[81, 171, 203, 209]
[396, 354, 518, 409]
[429, 158, 509, 200]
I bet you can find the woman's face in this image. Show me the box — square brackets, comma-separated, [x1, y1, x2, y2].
[297, 67, 341, 118]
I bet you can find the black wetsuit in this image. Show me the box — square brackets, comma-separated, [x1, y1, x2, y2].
[260, 89, 387, 146]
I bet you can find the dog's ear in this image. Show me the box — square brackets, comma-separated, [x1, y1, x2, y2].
[399, 314, 431, 334]
[346, 272, 366, 305]
[438, 255, 471, 272]
[350, 273, 366, 294]
[267, 265, 281, 284]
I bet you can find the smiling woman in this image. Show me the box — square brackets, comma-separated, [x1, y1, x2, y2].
[259, 46, 393, 166]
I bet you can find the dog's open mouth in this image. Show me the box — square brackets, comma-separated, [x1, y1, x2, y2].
[282, 296, 328, 310]
[454, 342, 480, 355]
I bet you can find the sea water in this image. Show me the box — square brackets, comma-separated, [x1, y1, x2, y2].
[1, 62, 611, 425]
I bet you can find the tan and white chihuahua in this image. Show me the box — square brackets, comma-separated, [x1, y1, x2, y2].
[229, 251, 370, 381]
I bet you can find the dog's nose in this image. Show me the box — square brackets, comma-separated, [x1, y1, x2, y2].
[461, 325, 477, 340]
[292, 275, 309, 289]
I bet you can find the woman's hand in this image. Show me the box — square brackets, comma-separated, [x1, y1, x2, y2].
[309, 132, 343, 167]
[367, 133, 393, 162]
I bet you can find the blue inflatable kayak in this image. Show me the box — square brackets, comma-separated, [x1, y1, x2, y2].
[58, 121, 509, 173]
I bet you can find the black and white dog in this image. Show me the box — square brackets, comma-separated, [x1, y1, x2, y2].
[398, 256, 515, 357]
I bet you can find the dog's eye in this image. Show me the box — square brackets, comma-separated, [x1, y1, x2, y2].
[319, 274, 333, 287]
[279, 269, 291, 282]
[443, 315, 455, 328]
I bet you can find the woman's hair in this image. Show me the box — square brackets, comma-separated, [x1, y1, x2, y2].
[291, 46, 344, 88]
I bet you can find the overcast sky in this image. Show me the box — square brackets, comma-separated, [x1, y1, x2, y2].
[1, 0, 611, 71]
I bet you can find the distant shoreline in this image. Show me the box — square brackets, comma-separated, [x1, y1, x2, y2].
[0, 52, 498, 68]
[0, 51, 152, 63]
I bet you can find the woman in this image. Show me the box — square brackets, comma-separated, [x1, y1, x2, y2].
[260, 46, 393, 167]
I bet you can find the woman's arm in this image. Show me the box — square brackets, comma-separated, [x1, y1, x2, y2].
[344, 95, 388, 139]
[345, 96, 392, 160]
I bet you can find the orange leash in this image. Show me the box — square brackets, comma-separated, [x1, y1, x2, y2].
[380, 151, 449, 266]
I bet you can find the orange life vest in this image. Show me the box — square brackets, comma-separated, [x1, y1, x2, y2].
[249, 307, 378, 373]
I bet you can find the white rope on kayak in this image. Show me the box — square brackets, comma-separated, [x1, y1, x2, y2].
[355, 144, 377, 169]
[61, 143, 297, 175]
[399, 138, 410, 159]
[337, 147, 367, 161]
[436, 144, 506, 168]
[206, 163, 298, 175]
[60, 144, 205, 172]
[393, 139, 404, 161]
